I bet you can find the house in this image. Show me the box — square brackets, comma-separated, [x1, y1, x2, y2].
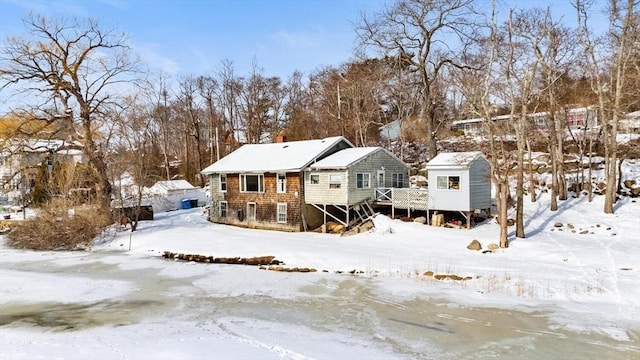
[451, 107, 599, 136]
[425, 151, 491, 228]
[0, 138, 86, 205]
[201, 136, 409, 232]
[143, 180, 207, 212]
[379, 119, 403, 141]
[620, 110, 640, 133]
[306, 147, 409, 228]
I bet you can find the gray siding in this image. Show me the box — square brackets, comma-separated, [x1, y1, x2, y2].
[304, 149, 409, 206]
[469, 159, 491, 209]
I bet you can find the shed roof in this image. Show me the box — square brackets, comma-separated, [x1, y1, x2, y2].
[425, 151, 487, 169]
[309, 147, 380, 170]
[151, 180, 197, 192]
[201, 136, 353, 174]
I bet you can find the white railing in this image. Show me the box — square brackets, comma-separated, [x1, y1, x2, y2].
[375, 187, 429, 210]
[375, 187, 392, 201]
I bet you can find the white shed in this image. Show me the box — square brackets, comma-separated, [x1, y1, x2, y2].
[144, 180, 207, 212]
[425, 151, 491, 228]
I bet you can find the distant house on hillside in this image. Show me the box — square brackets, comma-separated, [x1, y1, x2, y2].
[201, 136, 409, 232]
[620, 111, 640, 133]
[379, 119, 403, 141]
[451, 107, 598, 136]
[424, 151, 491, 228]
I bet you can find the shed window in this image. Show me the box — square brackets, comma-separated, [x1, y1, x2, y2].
[329, 174, 341, 189]
[277, 173, 286, 193]
[219, 174, 227, 192]
[277, 203, 287, 223]
[392, 173, 405, 188]
[240, 174, 264, 192]
[437, 175, 460, 190]
[310, 174, 320, 184]
[356, 173, 370, 189]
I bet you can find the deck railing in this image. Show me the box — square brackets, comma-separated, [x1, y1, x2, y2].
[374, 187, 429, 210]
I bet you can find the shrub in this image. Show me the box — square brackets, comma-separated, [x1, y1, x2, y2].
[6, 199, 111, 250]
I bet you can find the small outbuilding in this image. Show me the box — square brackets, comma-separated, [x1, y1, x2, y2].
[144, 180, 207, 212]
[425, 151, 491, 228]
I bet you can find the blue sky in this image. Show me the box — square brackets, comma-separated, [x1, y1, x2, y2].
[0, 0, 605, 80]
[1, 0, 385, 79]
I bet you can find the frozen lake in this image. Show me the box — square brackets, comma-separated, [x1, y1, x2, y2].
[1, 247, 637, 359]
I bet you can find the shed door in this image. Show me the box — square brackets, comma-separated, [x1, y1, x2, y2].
[377, 170, 385, 188]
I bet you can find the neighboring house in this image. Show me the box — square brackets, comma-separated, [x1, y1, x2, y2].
[306, 147, 410, 228]
[424, 151, 491, 228]
[379, 119, 403, 141]
[451, 107, 598, 136]
[0, 139, 86, 205]
[620, 110, 640, 133]
[201, 136, 409, 232]
[143, 180, 207, 212]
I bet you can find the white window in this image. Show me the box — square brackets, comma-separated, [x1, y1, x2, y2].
[277, 203, 287, 223]
[240, 174, 264, 192]
[437, 175, 460, 190]
[220, 174, 227, 192]
[277, 173, 286, 193]
[329, 174, 341, 189]
[356, 173, 370, 189]
[310, 174, 320, 184]
[392, 173, 405, 188]
[219, 201, 228, 217]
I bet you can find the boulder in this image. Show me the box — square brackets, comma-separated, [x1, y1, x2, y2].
[487, 243, 499, 251]
[467, 239, 482, 251]
[624, 179, 636, 189]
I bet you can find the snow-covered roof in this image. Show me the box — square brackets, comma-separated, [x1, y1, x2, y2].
[425, 151, 487, 168]
[309, 147, 380, 170]
[150, 180, 197, 192]
[201, 136, 353, 174]
[3, 138, 83, 153]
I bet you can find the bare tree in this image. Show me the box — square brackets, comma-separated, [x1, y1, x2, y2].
[0, 15, 140, 207]
[454, 2, 510, 248]
[357, 0, 481, 159]
[576, 0, 639, 213]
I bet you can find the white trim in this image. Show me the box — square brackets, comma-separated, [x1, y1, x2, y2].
[277, 202, 287, 223]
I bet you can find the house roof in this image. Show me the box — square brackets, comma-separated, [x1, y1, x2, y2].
[309, 147, 381, 170]
[201, 136, 353, 174]
[425, 151, 487, 169]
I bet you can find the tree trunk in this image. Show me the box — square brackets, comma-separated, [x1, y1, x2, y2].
[526, 138, 537, 202]
[497, 181, 509, 248]
[515, 114, 525, 238]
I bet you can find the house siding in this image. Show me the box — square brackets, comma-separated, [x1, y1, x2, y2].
[304, 170, 348, 205]
[469, 159, 491, 210]
[209, 172, 303, 231]
[428, 168, 470, 211]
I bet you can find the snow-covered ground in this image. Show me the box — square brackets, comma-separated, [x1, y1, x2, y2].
[1, 190, 639, 359]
